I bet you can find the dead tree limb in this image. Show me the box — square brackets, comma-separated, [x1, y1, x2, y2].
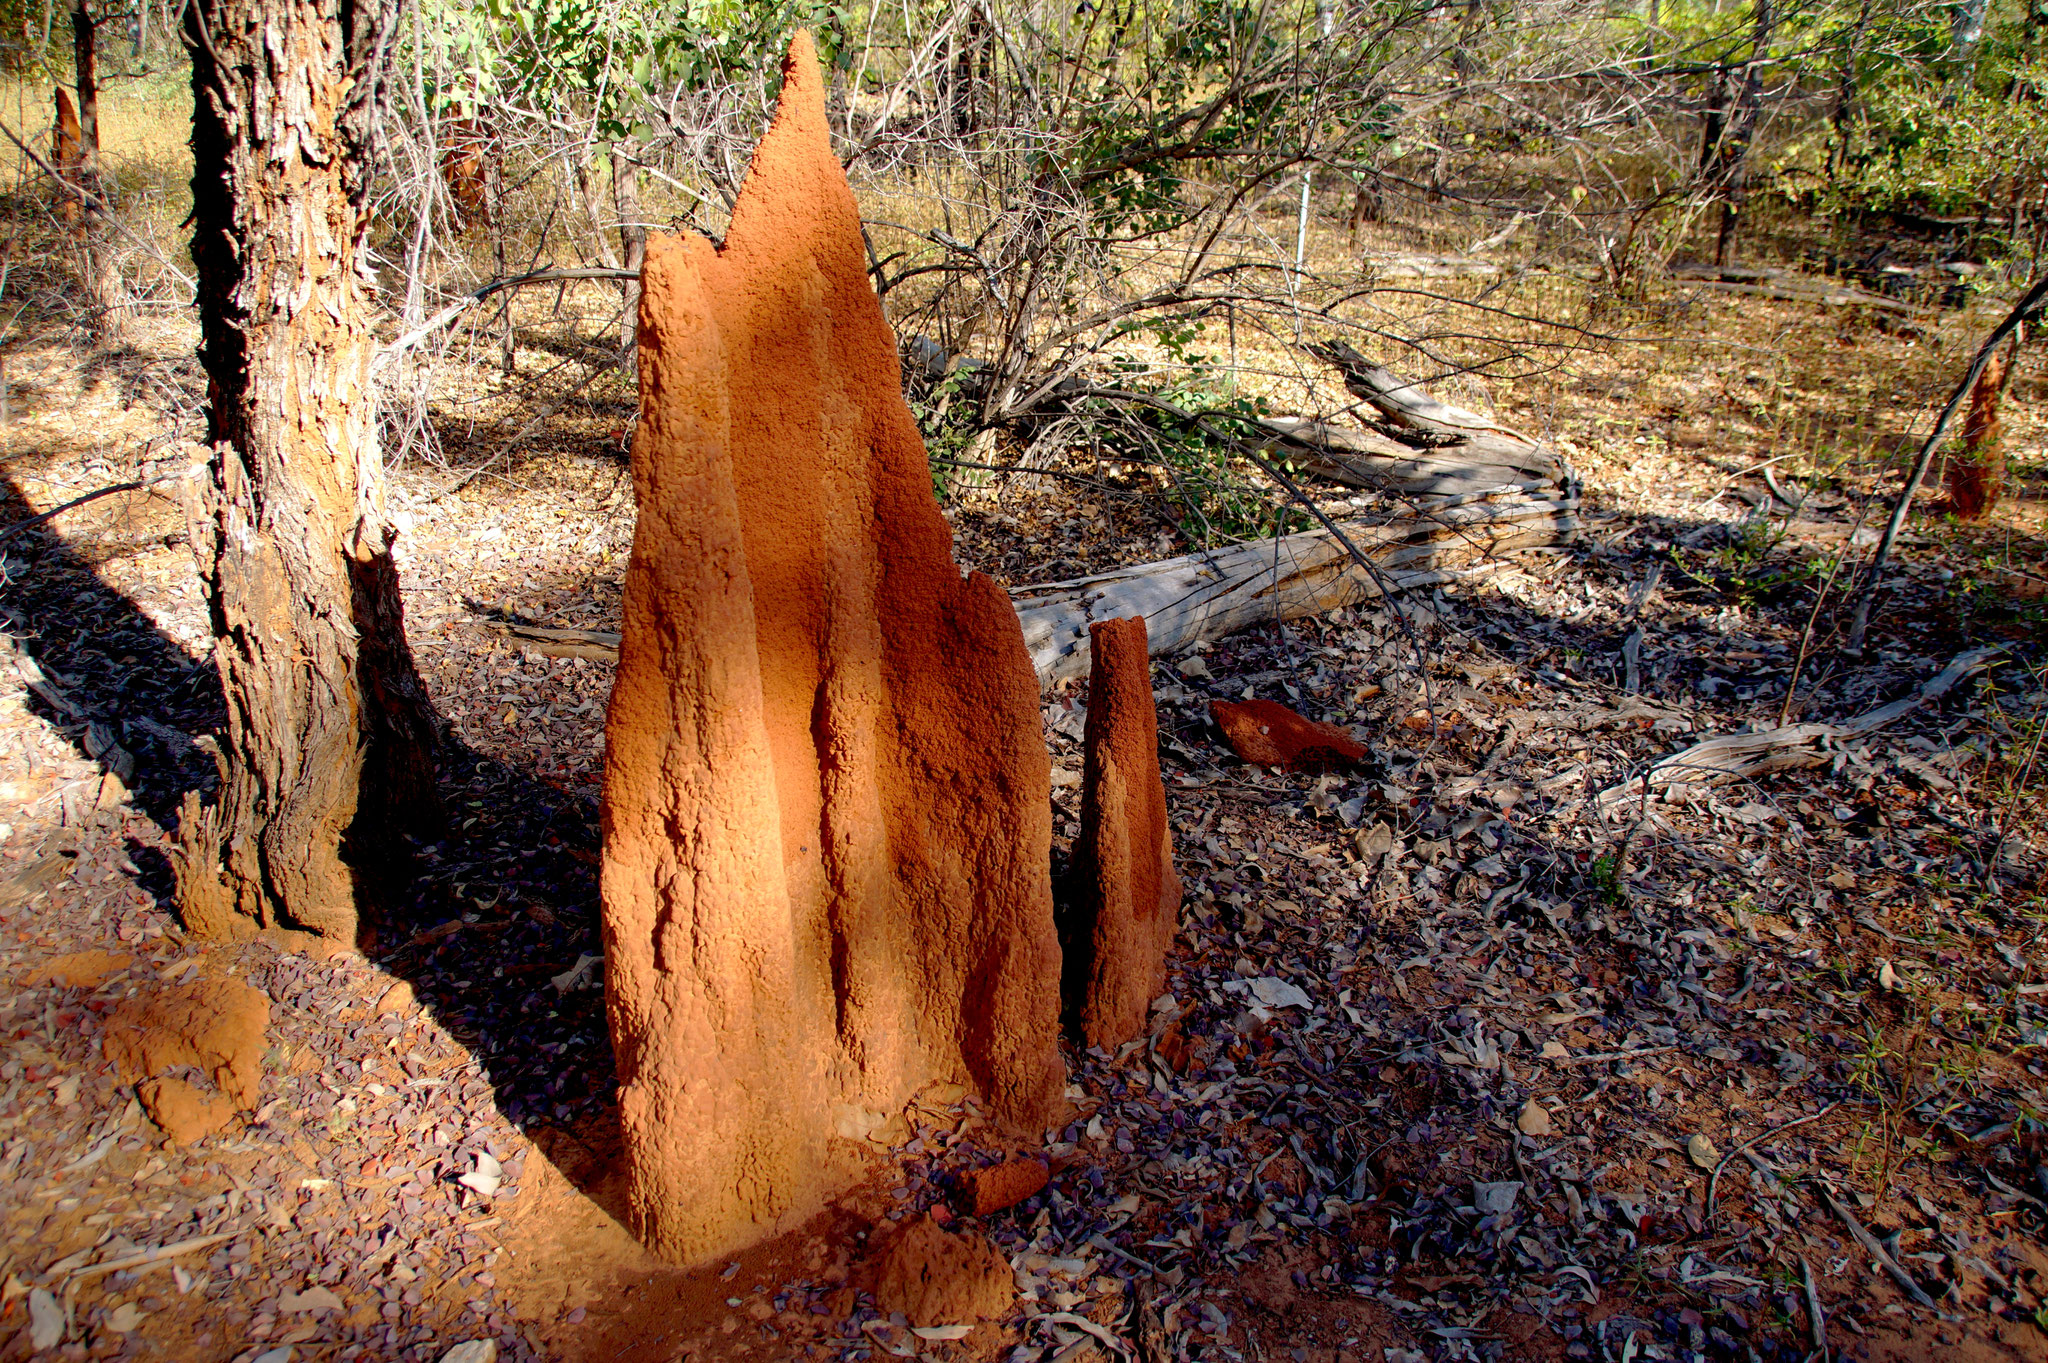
[1013, 493, 1576, 685]
[481, 354, 1580, 686]
[1598, 646, 2003, 810]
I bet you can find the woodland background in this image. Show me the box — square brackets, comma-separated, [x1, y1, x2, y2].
[2, 2, 2048, 1363]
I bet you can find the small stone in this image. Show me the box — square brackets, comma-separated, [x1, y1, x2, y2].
[29, 1287, 64, 1349]
[437, 1342, 498, 1363]
[1516, 1099, 1552, 1137]
[375, 981, 415, 1016]
[1687, 1133, 1720, 1170]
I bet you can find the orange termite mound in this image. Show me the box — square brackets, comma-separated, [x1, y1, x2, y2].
[1063, 617, 1181, 1048]
[601, 32, 1064, 1266]
[1947, 348, 2007, 521]
[52, 87, 83, 225]
[1210, 697, 1367, 773]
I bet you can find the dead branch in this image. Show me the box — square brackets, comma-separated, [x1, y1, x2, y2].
[1598, 646, 2004, 810]
[1013, 493, 1576, 686]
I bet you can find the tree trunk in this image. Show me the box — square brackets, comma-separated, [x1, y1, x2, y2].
[1711, 0, 1772, 267]
[612, 143, 645, 353]
[69, 0, 124, 334]
[71, 1, 97, 165]
[174, 0, 439, 945]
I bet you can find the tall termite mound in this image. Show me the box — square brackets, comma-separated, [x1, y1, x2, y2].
[1063, 617, 1181, 1048]
[1947, 346, 2011, 521]
[601, 31, 1064, 1266]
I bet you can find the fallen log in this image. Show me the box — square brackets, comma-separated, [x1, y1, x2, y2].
[1597, 646, 2003, 810]
[1012, 490, 1577, 685]
[478, 483, 1580, 684]
[1664, 263, 1926, 315]
[1260, 341, 1566, 497]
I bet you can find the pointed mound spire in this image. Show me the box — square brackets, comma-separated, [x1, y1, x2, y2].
[601, 32, 1065, 1266]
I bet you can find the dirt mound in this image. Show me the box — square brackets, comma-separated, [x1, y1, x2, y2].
[602, 30, 1063, 1266]
[1063, 617, 1180, 1047]
[868, 1215, 1016, 1327]
[136, 1076, 241, 1144]
[26, 949, 132, 988]
[1209, 697, 1367, 772]
[102, 972, 269, 1142]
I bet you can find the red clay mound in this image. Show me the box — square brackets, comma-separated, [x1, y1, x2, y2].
[1210, 697, 1367, 772]
[869, 1215, 1016, 1326]
[1064, 617, 1180, 1048]
[602, 31, 1064, 1266]
[103, 974, 270, 1143]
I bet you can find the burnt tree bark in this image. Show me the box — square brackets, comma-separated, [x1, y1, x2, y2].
[174, 0, 440, 944]
[68, 0, 124, 332]
[611, 144, 645, 353]
[70, 0, 98, 164]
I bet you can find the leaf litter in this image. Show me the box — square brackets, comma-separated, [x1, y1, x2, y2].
[0, 301, 2045, 1363]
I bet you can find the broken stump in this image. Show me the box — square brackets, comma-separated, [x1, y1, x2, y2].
[602, 31, 1064, 1267]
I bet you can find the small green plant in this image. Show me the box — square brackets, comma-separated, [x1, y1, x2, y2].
[1092, 317, 1295, 544]
[1588, 854, 1626, 909]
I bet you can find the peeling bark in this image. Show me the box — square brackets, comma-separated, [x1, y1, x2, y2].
[175, 0, 438, 945]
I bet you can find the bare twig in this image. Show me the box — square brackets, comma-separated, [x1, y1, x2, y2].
[0, 475, 181, 545]
[1704, 1100, 1839, 1225]
[1799, 1256, 1829, 1363]
[376, 267, 642, 364]
[1818, 1184, 1936, 1308]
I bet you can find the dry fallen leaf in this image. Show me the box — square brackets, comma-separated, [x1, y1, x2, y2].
[1516, 1099, 1552, 1136]
[1687, 1133, 1720, 1170]
[279, 1284, 344, 1314]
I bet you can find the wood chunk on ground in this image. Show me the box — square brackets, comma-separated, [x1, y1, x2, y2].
[1210, 698, 1367, 772]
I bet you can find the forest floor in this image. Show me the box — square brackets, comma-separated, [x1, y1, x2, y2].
[2, 251, 2048, 1363]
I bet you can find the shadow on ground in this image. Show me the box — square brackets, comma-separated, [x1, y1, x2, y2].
[3, 470, 629, 1229]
